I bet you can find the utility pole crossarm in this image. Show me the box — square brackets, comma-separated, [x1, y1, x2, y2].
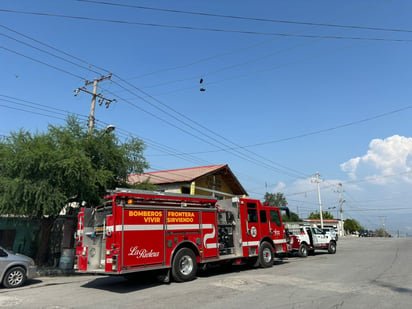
[73, 73, 115, 134]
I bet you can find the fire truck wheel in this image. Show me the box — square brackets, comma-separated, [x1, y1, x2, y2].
[328, 241, 337, 254]
[246, 257, 259, 268]
[3, 266, 26, 288]
[258, 242, 274, 268]
[171, 248, 198, 282]
[298, 244, 308, 257]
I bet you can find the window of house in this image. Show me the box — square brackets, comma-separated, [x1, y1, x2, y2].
[181, 187, 190, 194]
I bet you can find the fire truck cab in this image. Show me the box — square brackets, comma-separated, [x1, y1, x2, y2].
[75, 189, 288, 282]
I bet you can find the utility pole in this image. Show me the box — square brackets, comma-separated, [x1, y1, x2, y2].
[379, 216, 386, 230]
[337, 183, 345, 236]
[312, 172, 324, 228]
[74, 74, 116, 134]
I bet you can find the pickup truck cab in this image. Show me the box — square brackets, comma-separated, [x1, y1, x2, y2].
[322, 227, 338, 241]
[289, 226, 337, 257]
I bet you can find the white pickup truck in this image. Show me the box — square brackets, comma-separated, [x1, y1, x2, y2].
[289, 226, 337, 257]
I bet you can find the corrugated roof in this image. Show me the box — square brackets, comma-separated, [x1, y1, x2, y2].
[128, 164, 226, 184]
[128, 164, 247, 195]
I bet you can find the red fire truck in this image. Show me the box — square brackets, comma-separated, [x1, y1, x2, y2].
[74, 188, 288, 282]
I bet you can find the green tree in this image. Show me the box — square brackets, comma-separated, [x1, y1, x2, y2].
[282, 211, 301, 222]
[0, 116, 149, 264]
[375, 228, 390, 237]
[264, 192, 288, 207]
[264, 192, 299, 222]
[308, 211, 334, 220]
[344, 218, 363, 234]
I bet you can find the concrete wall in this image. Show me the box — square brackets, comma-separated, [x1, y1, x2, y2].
[0, 217, 40, 256]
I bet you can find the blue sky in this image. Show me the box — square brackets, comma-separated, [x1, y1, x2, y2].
[2, 1, 412, 235]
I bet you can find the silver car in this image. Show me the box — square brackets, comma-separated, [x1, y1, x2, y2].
[0, 246, 37, 288]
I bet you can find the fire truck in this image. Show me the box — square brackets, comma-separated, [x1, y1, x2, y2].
[74, 188, 289, 282]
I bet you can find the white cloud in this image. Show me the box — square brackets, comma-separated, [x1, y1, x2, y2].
[340, 135, 412, 184]
[273, 182, 286, 192]
[278, 136, 412, 235]
[340, 157, 360, 180]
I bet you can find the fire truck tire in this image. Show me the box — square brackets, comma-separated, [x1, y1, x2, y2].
[171, 248, 198, 282]
[298, 244, 308, 257]
[246, 257, 259, 267]
[258, 242, 274, 268]
[3, 266, 26, 288]
[328, 241, 337, 254]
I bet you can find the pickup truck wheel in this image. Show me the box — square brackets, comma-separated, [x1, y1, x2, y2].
[298, 244, 308, 257]
[258, 242, 274, 268]
[171, 248, 197, 282]
[328, 241, 337, 254]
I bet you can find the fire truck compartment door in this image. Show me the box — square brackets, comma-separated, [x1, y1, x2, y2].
[122, 209, 165, 267]
[246, 203, 260, 246]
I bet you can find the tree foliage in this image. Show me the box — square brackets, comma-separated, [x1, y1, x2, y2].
[264, 192, 288, 207]
[264, 192, 299, 222]
[344, 218, 363, 233]
[308, 211, 335, 220]
[282, 211, 301, 222]
[0, 116, 149, 218]
[375, 228, 390, 237]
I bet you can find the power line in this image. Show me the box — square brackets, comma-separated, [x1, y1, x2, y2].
[2, 9, 412, 43]
[0, 31, 102, 77]
[0, 24, 110, 75]
[5, 21, 412, 193]
[246, 105, 412, 148]
[1, 42, 263, 176]
[1, 46, 85, 80]
[136, 104, 412, 157]
[0, 95, 213, 169]
[111, 75, 308, 178]
[0, 95, 88, 120]
[0, 104, 69, 122]
[1, 24, 309, 179]
[106, 79, 305, 179]
[78, 0, 412, 35]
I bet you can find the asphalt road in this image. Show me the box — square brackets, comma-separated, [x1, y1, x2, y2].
[1, 237, 411, 309]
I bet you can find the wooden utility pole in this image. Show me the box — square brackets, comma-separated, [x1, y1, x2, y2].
[74, 74, 116, 134]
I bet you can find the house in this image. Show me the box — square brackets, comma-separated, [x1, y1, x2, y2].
[128, 164, 247, 200]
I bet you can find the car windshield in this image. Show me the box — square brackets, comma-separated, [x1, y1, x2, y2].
[313, 228, 324, 234]
[0, 246, 11, 254]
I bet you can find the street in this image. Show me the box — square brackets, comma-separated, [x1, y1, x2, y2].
[1, 237, 411, 309]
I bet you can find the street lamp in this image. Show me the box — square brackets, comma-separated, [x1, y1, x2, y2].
[328, 206, 338, 219]
[104, 125, 115, 134]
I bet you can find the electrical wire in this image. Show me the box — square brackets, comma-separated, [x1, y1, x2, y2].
[1, 46, 85, 80]
[1, 25, 310, 179]
[2, 9, 412, 43]
[77, 0, 412, 35]
[3, 19, 412, 201]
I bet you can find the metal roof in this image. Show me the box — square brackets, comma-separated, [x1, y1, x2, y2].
[128, 164, 247, 196]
